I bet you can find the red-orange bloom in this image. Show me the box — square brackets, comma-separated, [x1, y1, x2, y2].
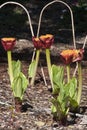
[1, 38, 16, 51]
[72, 49, 84, 62]
[32, 34, 54, 49]
[60, 49, 84, 65]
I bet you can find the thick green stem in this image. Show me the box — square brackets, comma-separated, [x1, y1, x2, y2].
[77, 62, 82, 105]
[7, 51, 13, 84]
[46, 49, 53, 88]
[66, 65, 70, 83]
[30, 49, 40, 86]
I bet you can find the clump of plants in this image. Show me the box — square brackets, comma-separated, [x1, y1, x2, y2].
[28, 34, 54, 87]
[1, 38, 28, 112]
[51, 49, 84, 124]
[30, 32, 84, 124]
[0, 1, 34, 113]
[1, 34, 54, 112]
[34, 0, 85, 125]
[27, 27, 84, 124]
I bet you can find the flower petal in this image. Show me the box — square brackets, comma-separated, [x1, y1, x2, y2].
[32, 34, 54, 49]
[60, 49, 84, 65]
[1, 37, 16, 51]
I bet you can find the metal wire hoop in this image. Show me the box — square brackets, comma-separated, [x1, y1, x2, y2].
[0, 1, 34, 37]
[37, 0, 76, 48]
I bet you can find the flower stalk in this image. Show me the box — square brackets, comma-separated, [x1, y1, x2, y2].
[31, 34, 54, 86]
[46, 49, 53, 88]
[7, 50, 13, 84]
[1, 37, 16, 84]
[77, 62, 82, 105]
[66, 64, 70, 83]
[30, 49, 40, 86]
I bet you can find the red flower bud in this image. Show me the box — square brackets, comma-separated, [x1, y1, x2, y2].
[1, 37, 16, 51]
[32, 34, 54, 49]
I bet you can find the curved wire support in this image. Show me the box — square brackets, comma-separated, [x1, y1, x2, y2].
[73, 35, 87, 76]
[83, 35, 87, 49]
[0, 1, 34, 37]
[37, 0, 76, 48]
[0, 1, 47, 86]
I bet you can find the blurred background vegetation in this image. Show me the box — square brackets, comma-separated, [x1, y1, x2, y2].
[0, 0, 87, 43]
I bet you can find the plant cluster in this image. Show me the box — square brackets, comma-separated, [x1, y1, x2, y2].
[1, 34, 84, 123]
[1, 38, 28, 112]
[0, 0, 86, 125]
[51, 49, 84, 123]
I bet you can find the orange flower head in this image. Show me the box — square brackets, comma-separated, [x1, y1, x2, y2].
[60, 49, 75, 65]
[32, 34, 54, 49]
[1, 37, 16, 51]
[60, 49, 84, 65]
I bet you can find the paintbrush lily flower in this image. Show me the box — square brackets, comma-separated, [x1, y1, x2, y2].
[1, 37, 16, 51]
[30, 34, 54, 86]
[1, 37, 16, 84]
[60, 49, 84, 65]
[60, 48, 84, 106]
[32, 34, 54, 49]
[60, 49, 74, 65]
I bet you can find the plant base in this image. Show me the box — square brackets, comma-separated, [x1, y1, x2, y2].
[15, 97, 22, 112]
[53, 115, 67, 126]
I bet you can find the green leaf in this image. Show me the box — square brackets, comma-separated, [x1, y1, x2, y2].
[28, 60, 36, 78]
[12, 60, 21, 78]
[64, 77, 78, 108]
[52, 65, 64, 94]
[70, 98, 78, 108]
[64, 77, 77, 99]
[51, 97, 61, 113]
[51, 97, 58, 106]
[52, 65, 64, 85]
[52, 84, 60, 95]
[57, 86, 65, 103]
[69, 78, 78, 108]
[12, 72, 28, 100]
[51, 104, 57, 113]
[20, 72, 29, 93]
[69, 77, 77, 98]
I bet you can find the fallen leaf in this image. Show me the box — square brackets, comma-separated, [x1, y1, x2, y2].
[35, 121, 45, 127]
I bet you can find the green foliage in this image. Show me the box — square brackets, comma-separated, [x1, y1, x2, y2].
[65, 78, 78, 108]
[12, 60, 21, 78]
[11, 60, 28, 100]
[52, 65, 64, 94]
[28, 60, 36, 78]
[51, 65, 78, 120]
[12, 72, 28, 100]
[52, 65, 64, 86]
